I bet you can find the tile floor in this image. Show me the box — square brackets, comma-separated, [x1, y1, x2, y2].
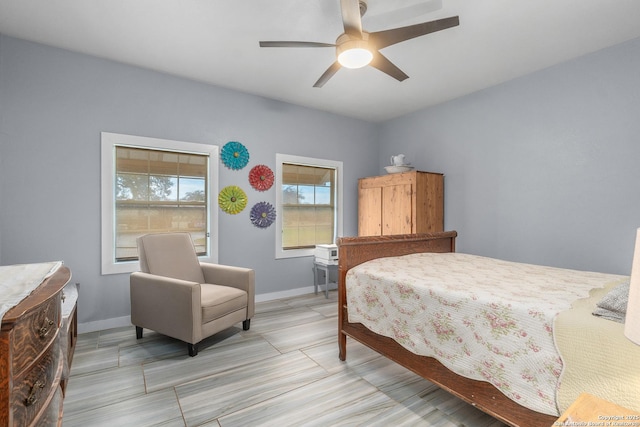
[62, 291, 508, 426]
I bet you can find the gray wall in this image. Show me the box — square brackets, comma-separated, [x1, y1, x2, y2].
[0, 35, 378, 330]
[379, 36, 640, 275]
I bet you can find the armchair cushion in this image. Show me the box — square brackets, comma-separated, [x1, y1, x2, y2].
[201, 284, 248, 323]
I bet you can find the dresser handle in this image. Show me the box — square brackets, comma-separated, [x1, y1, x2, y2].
[25, 379, 46, 407]
[38, 318, 55, 338]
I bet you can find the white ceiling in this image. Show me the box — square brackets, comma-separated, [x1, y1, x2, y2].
[1, 0, 640, 122]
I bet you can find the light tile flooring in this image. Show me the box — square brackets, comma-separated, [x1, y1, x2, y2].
[62, 291, 508, 427]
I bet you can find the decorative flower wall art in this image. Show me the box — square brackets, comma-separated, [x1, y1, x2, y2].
[218, 185, 248, 214]
[250, 202, 276, 228]
[221, 141, 250, 170]
[218, 140, 276, 227]
[249, 164, 274, 191]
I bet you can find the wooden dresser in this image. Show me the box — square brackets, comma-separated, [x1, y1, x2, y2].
[358, 171, 444, 236]
[0, 266, 72, 427]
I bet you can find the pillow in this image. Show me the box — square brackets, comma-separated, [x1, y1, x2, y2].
[592, 282, 629, 323]
[596, 282, 630, 313]
[592, 307, 625, 323]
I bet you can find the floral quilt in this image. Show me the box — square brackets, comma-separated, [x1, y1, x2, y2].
[346, 252, 624, 415]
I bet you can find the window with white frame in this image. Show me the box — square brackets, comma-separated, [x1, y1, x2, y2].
[101, 132, 219, 274]
[275, 154, 343, 259]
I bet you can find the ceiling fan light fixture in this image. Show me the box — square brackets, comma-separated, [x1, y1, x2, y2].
[337, 39, 372, 69]
[259, 1, 460, 88]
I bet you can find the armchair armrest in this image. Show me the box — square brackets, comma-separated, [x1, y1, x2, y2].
[200, 263, 255, 318]
[200, 263, 254, 292]
[130, 272, 203, 343]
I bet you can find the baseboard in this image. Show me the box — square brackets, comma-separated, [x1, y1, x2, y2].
[78, 315, 132, 334]
[255, 285, 319, 302]
[77, 285, 327, 333]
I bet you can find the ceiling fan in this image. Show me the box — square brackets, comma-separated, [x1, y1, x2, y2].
[259, 0, 459, 87]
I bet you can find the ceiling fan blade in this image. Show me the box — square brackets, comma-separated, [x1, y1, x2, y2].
[364, 0, 443, 30]
[313, 61, 342, 88]
[259, 41, 335, 48]
[340, 0, 363, 37]
[369, 51, 409, 82]
[369, 16, 459, 50]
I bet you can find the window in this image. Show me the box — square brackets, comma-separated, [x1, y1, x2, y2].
[275, 154, 343, 259]
[101, 133, 218, 274]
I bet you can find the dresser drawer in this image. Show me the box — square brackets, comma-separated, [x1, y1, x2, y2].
[34, 385, 63, 427]
[11, 339, 62, 426]
[12, 295, 60, 376]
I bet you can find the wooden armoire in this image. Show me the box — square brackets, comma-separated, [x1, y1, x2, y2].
[358, 170, 444, 236]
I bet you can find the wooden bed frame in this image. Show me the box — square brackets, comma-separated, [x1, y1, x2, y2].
[337, 232, 558, 427]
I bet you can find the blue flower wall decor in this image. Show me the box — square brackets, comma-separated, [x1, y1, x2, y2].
[221, 141, 250, 170]
[250, 202, 276, 228]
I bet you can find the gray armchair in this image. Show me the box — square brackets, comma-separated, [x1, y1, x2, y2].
[130, 232, 255, 356]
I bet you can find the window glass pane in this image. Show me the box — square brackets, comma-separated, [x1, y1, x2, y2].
[147, 206, 176, 230]
[190, 229, 207, 254]
[148, 151, 179, 175]
[115, 204, 149, 261]
[298, 185, 315, 204]
[179, 177, 205, 201]
[315, 168, 332, 186]
[282, 185, 298, 204]
[116, 204, 148, 231]
[282, 228, 299, 248]
[298, 207, 317, 227]
[149, 175, 177, 201]
[314, 226, 333, 243]
[116, 147, 149, 173]
[282, 206, 300, 248]
[315, 207, 333, 225]
[297, 226, 317, 247]
[179, 153, 207, 178]
[315, 186, 331, 205]
[282, 205, 300, 227]
[282, 164, 300, 185]
[116, 173, 148, 201]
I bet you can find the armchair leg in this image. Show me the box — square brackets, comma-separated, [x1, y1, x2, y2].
[136, 326, 143, 339]
[243, 319, 251, 331]
[188, 343, 198, 357]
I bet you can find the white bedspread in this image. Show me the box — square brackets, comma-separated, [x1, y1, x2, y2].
[0, 261, 63, 323]
[346, 252, 624, 416]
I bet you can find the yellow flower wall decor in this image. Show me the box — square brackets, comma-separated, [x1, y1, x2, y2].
[218, 185, 248, 214]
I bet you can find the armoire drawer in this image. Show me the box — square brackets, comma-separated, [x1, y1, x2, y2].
[11, 295, 60, 375]
[11, 339, 62, 426]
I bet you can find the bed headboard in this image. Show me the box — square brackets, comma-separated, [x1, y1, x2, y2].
[337, 231, 457, 274]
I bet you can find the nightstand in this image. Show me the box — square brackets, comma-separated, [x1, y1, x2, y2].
[555, 393, 640, 425]
[313, 260, 337, 298]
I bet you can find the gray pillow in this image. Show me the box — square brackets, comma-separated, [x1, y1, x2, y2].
[592, 307, 626, 323]
[592, 282, 629, 323]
